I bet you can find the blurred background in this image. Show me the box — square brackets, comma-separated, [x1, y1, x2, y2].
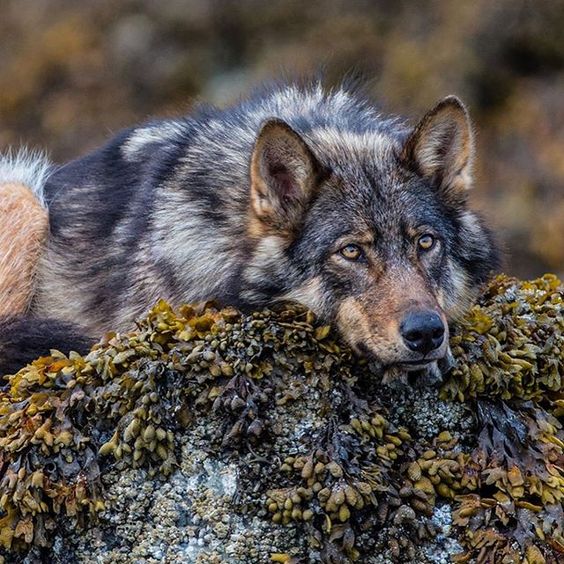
[1, 0, 563, 278]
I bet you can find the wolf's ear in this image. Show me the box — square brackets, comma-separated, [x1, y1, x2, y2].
[401, 96, 474, 204]
[250, 119, 322, 234]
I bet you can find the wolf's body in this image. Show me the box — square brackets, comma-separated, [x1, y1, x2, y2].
[0, 82, 499, 376]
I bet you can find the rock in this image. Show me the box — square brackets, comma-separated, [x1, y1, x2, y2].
[1, 274, 562, 563]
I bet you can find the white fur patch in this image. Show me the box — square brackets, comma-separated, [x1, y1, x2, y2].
[0, 148, 52, 208]
[151, 197, 240, 303]
[247, 84, 378, 127]
[311, 127, 393, 161]
[243, 235, 287, 284]
[122, 123, 185, 160]
[279, 276, 326, 314]
[460, 210, 481, 236]
[444, 260, 473, 321]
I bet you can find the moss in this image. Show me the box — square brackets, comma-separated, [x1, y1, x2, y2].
[0, 275, 562, 562]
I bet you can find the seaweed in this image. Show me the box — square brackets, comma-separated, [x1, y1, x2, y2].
[439, 274, 563, 563]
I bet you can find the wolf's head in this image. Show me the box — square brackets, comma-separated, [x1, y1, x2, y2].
[241, 94, 499, 378]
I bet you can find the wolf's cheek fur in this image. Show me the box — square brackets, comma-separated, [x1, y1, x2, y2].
[434, 208, 500, 322]
[280, 276, 328, 315]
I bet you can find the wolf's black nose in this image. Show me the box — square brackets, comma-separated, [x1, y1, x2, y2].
[400, 311, 445, 355]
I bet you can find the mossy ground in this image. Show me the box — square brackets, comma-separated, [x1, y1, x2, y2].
[0, 274, 562, 563]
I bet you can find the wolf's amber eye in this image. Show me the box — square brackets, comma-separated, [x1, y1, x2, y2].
[418, 234, 435, 251]
[339, 244, 363, 261]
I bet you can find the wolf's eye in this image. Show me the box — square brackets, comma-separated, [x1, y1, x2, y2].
[339, 244, 363, 261]
[418, 234, 435, 251]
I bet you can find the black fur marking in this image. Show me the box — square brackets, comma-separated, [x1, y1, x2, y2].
[0, 317, 94, 380]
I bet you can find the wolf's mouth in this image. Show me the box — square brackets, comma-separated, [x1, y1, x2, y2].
[398, 359, 436, 371]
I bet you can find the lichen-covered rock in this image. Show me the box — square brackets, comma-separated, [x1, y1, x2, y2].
[0, 274, 562, 563]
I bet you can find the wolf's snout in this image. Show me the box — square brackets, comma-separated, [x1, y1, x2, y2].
[400, 311, 445, 355]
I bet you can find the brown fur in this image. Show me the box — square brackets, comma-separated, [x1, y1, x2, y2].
[0, 182, 48, 316]
[336, 263, 448, 366]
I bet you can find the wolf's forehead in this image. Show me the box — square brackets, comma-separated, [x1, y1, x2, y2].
[309, 127, 401, 168]
[314, 161, 439, 235]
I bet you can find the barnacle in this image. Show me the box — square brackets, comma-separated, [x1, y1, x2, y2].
[0, 275, 562, 562]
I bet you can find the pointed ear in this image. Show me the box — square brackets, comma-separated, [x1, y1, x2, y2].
[250, 119, 322, 234]
[401, 96, 474, 203]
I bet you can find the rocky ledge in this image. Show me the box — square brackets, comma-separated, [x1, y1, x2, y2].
[0, 274, 562, 563]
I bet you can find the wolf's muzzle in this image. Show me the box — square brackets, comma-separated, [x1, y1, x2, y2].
[400, 310, 445, 356]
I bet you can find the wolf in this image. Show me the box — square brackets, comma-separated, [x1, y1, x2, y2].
[0, 82, 499, 377]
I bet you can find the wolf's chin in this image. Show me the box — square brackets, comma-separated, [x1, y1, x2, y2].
[379, 362, 441, 387]
[378, 346, 455, 387]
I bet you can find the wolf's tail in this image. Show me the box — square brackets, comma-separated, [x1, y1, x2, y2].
[0, 150, 92, 380]
[0, 148, 52, 316]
